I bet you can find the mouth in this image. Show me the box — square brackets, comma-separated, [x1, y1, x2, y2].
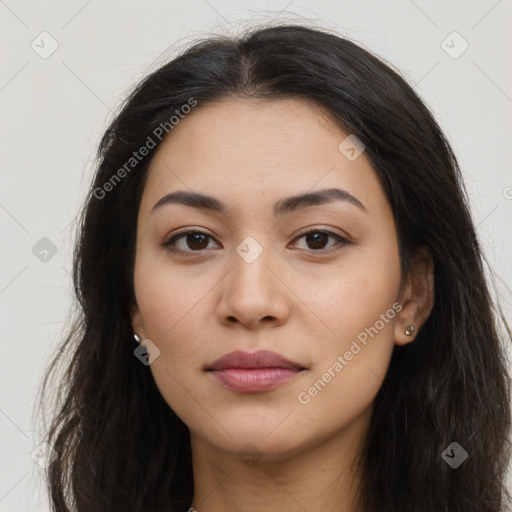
[205, 350, 307, 393]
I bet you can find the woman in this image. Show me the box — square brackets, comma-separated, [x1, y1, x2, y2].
[38, 24, 511, 511]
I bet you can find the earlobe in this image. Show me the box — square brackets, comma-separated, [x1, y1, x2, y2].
[394, 246, 434, 346]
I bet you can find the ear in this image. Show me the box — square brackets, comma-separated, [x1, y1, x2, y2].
[394, 246, 434, 346]
[130, 303, 146, 340]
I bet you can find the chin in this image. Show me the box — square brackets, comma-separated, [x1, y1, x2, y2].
[190, 408, 318, 460]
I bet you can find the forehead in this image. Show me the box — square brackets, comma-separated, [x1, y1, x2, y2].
[140, 97, 387, 217]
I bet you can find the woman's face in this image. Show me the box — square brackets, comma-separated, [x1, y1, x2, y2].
[131, 97, 412, 460]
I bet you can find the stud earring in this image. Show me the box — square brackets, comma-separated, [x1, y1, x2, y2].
[405, 325, 415, 336]
[133, 333, 141, 343]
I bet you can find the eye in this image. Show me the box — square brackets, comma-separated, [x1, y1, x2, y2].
[290, 229, 350, 252]
[161, 227, 350, 255]
[162, 230, 220, 254]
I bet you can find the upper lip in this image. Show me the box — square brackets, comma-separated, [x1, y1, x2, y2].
[205, 350, 306, 371]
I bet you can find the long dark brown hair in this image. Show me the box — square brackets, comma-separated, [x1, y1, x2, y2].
[37, 24, 512, 511]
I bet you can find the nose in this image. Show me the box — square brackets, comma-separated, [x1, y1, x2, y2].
[215, 243, 291, 330]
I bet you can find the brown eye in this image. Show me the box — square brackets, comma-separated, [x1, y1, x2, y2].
[292, 230, 349, 252]
[183, 232, 209, 250]
[162, 230, 218, 254]
[162, 228, 349, 256]
[304, 232, 329, 249]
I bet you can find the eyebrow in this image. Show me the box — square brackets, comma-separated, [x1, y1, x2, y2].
[150, 187, 367, 216]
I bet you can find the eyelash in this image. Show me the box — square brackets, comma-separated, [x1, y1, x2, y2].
[161, 227, 351, 256]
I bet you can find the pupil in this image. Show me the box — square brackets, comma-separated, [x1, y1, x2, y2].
[307, 232, 327, 249]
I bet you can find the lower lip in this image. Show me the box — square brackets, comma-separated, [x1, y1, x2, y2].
[209, 368, 304, 393]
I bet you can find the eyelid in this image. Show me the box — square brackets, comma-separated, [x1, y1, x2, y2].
[292, 225, 351, 242]
[289, 226, 351, 254]
[161, 227, 220, 255]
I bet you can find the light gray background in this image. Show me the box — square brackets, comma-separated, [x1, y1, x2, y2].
[1, 1, 511, 510]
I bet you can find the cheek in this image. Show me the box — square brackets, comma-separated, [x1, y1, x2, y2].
[133, 272, 207, 418]
[296, 237, 401, 409]
[309, 240, 401, 351]
[133, 250, 213, 344]
[292, 285, 399, 441]
[133, 252, 221, 405]
[134, 250, 224, 364]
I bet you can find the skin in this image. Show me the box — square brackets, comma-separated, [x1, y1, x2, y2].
[130, 97, 434, 512]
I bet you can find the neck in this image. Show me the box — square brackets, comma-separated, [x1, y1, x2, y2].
[189, 406, 371, 512]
